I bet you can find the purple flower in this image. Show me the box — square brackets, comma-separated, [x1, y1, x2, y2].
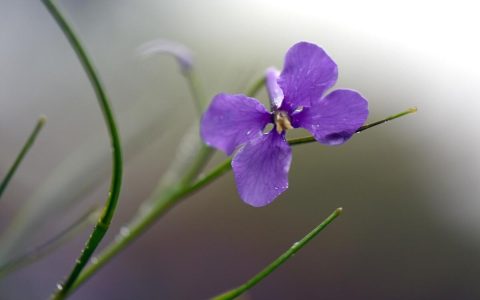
[200, 42, 369, 207]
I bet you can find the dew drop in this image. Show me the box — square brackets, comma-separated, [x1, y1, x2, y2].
[120, 226, 131, 237]
[292, 106, 304, 115]
[91, 257, 99, 264]
[56, 283, 64, 291]
[325, 133, 346, 145]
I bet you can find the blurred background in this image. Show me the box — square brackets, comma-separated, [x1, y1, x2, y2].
[1, 0, 479, 299]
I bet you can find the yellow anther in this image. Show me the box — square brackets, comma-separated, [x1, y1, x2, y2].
[274, 111, 293, 134]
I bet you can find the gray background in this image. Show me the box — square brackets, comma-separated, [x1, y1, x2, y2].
[1, 0, 479, 299]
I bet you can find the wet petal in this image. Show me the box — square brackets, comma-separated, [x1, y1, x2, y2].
[232, 131, 292, 207]
[293, 89, 368, 145]
[200, 93, 271, 155]
[278, 42, 338, 109]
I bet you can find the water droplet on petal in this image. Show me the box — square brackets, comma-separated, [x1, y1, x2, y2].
[292, 106, 304, 115]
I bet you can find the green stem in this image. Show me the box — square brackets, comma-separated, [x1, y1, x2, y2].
[358, 106, 417, 132]
[185, 70, 206, 115]
[42, 1, 124, 299]
[69, 107, 414, 293]
[212, 207, 343, 300]
[0, 206, 98, 279]
[288, 107, 418, 146]
[187, 157, 232, 193]
[246, 77, 265, 98]
[0, 116, 46, 200]
[181, 146, 214, 185]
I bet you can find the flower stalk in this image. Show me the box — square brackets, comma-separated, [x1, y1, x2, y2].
[211, 207, 343, 300]
[41, 0, 124, 299]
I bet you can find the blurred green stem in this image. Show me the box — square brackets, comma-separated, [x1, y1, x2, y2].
[212, 207, 343, 300]
[69, 106, 415, 293]
[0, 207, 98, 278]
[0, 116, 46, 200]
[185, 70, 206, 115]
[246, 76, 266, 97]
[42, 0, 124, 299]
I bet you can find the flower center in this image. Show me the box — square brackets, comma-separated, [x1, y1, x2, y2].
[274, 110, 293, 134]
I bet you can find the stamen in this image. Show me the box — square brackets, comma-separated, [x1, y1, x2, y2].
[274, 111, 293, 133]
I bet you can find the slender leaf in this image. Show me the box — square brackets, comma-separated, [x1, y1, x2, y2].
[0, 116, 46, 200]
[41, 1, 124, 298]
[212, 208, 343, 300]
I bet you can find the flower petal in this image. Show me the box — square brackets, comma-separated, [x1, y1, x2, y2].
[278, 42, 338, 109]
[232, 131, 292, 207]
[200, 93, 271, 155]
[293, 89, 369, 145]
[265, 67, 284, 109]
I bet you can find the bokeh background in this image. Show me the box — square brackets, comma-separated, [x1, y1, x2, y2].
[1, 0, 480, 299]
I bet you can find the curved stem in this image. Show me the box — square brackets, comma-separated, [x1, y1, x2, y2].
[41, 1, 124, 299]
[212, 207, 343, 300]
[0, 116, 46, 200]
